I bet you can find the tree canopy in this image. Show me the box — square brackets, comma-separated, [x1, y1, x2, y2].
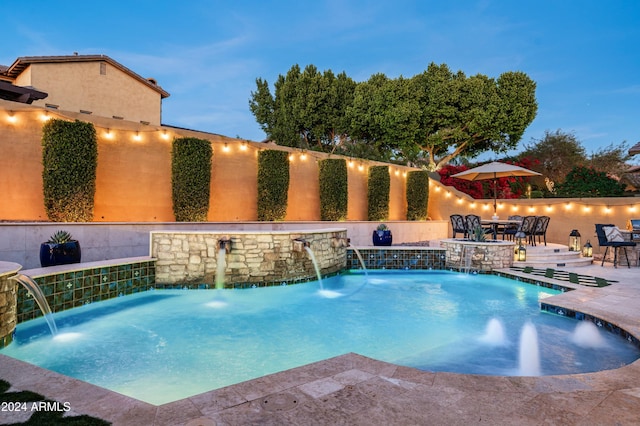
[249, 62, 538, 170]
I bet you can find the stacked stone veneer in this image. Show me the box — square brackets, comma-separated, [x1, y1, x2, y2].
[0, 262, 20, 348]
[441, 239, 516, 272]
[151, 229, 348, 286]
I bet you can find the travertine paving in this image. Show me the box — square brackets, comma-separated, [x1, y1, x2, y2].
[1, 260, 639, 425]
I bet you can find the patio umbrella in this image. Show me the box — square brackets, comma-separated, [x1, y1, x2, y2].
[450, 161, 541, 215]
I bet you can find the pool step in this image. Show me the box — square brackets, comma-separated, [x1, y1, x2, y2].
[513, 243, 593, 268]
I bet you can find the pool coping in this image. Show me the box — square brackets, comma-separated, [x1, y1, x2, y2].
[2, 267, 640, 424]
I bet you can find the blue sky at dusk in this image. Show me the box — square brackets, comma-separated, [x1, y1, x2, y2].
[2, 0, 639, 161]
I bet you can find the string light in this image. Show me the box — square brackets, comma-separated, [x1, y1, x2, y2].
[161, 130, 169, 140]
[240, 141, 248, 151]
[104, 129, 113, 139]
[7, 111, 16, 123]
[222, 142, 230, 152]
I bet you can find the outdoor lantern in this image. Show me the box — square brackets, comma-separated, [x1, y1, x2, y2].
[569, 229, 581, 251]
[515, 231, 526, 261]
[582, 240, 593, 257]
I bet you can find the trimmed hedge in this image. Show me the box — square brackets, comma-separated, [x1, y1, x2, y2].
[171, 137, 213, 221]
[257, 150, 290, 221]
[319, 158, 348, 221]
[367, 166, 390, 221]
[41, 119, 98, 222]
[406, 170, 429, 220]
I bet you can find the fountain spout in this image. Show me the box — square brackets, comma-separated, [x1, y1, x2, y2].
[217, 237, 232, 253]
[292, 238, 310, 252]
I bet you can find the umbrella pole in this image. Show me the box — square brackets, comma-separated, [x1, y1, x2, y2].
[493, 176, 497, 216]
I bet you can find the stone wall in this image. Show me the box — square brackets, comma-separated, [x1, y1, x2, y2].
[441, 239, 516, 272]
[0, 262, 20, 348]
[151, 229, 348, 286]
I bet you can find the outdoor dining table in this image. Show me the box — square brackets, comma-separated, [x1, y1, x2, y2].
[481, 218, 522, 240]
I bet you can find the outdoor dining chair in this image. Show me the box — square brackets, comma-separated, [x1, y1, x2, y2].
[595, 224, 636, 268]
[450, 214, 467, 238]
[531, 216, 550, 246]
[518, 215, 538, 245]
[465, 214, 493, 239]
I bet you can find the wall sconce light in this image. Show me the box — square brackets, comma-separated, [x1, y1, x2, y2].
[569, 229, 581, 252]
[582, 240, 593, 258]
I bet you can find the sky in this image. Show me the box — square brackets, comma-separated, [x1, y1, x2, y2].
[2, 0, 639, 162]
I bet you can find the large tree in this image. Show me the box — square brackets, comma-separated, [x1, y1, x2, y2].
[249, 64, 356, 153]
[348, 63, 538, 170]
[520, 129, 587, 186]
[250, 62, 537, 169]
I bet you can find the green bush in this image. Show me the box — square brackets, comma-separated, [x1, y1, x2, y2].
[555, 166, 626, 197]
[319, 159, 348, 221]
[257, 150, 290, 221]
[171, 137, 213, 221]
[41, 119, 97, 222]
[406, 170, 429, 220]
[367, 166, 390, 221]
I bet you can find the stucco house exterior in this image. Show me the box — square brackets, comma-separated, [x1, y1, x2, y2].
[0, 54, 169, 125]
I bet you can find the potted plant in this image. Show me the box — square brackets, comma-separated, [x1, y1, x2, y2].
[39, 230, 82, 267]
[372, 223, 393, 246]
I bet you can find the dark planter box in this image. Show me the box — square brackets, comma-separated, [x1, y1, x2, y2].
[372, 230, 392, 246]
[39, 241, 82, 267]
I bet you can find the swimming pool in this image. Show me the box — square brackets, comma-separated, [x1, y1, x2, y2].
[2, 271, 638, 405]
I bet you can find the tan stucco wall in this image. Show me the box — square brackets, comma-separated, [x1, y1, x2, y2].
[0, 102, 418, 223]
[428, 179, 640, 247]
[17, 62, 162, 125]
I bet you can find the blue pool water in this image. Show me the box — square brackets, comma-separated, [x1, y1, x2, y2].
[2, 271, 638, 405]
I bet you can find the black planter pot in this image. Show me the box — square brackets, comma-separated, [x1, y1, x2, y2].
[372, 230, 392, 246]
[39, 240, 82, 267]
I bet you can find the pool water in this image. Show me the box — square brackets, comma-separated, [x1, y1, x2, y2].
[2, 271, 638, 405]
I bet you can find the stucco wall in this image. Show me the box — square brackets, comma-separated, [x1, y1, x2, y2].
[0, 102, 419, 223]
[428, 179, 640, 250]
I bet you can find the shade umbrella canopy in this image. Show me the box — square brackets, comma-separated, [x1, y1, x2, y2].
[450, 161, 541, 214]
[629, 141, 640, 156]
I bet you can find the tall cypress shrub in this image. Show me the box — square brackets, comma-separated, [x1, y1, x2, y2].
[171, 137, 213, 221]
[319, 158, 348, 221]
[257, 150, 290, 221]
[406, 170, 429, 220]
[367, 166, 390, 221]
[41, 119, 98, 222]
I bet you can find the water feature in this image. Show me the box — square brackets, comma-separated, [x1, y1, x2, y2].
[479, 318, 508, 346]
[215, 238, 231, 290]
[571, 321, 606, 348]
[3, 271, 638, 405]
[10, 274, 58, 335]
[518, 322, 541, 376]
[350, 246, 369, 277]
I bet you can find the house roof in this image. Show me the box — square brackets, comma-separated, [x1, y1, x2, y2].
[0, 80, 48, 104]
[630, 141, 640, 156]
[1, 55, 170, 98]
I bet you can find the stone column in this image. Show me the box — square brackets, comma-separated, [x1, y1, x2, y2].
[0, 262, 21, 348]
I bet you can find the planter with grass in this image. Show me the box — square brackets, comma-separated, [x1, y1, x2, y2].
[39, 231, 81, 267]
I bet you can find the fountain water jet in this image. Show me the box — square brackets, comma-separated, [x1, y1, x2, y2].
[571, 321, 607, 348]
[479, 318, 508, 346]
[518, 322, 541, 376]
[10, 274, 58, 335]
